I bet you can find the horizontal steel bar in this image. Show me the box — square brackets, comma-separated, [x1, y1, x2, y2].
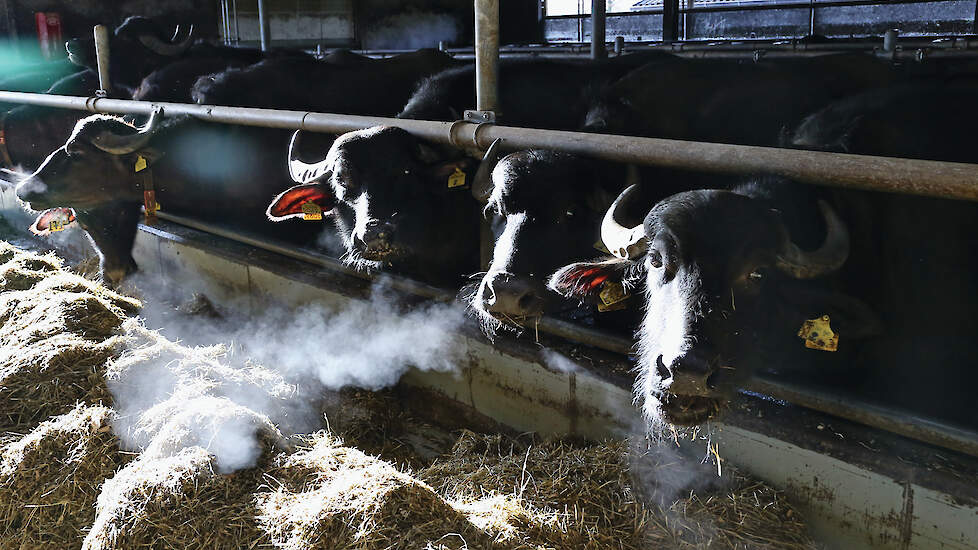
[154, 211, 978, 459]
[0, 91, 976, 202]
[545, 0, 961, 17]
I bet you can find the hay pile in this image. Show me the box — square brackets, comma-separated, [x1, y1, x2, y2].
[0, 242, 138, 434]
[0, 241, 819, 550]
[422, 431, 816, 550]
[0, 404, 130, 549]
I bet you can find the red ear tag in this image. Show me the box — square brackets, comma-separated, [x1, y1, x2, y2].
[143, 190, 158, 226]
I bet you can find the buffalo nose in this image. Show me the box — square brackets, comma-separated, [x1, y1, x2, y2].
[658, 350, 719, 397]
[479, 273, 545, 318]
[360, 221, 395, 247]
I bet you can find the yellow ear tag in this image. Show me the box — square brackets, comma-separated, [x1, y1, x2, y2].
[134, 155, 148, 173]
[597, 280, 629, 312]
[301, 202, 323, 221]
[447, 167, 466, 188]
[49, 219, 64, 232]
[798, 315, 839, 352]
[154, 201, 161, 211]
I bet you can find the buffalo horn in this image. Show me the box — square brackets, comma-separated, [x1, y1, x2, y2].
[90, 107, 165, 155]
[601, 184, 648, 260]
[288, 130, 332, 183]
[775, 200, 850, 279]
[139, 24, 194, 56]
[471, 138, 503, 203]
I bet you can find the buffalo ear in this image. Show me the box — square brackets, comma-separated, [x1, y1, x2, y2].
[777, 281, 883, 340]
[29, 208, 77, 235]
[266, 183, 336, 221]
[547, 257, 640, 303]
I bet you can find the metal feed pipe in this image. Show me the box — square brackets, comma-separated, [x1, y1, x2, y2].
[0, 91, 974, 202]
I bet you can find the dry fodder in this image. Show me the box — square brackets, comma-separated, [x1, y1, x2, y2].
[420, 431, 818, 550]
[0, 242, 140, 434]
[0, 404, 131, 550]
[321, 389, 457, 471]
[256, 432, 491, 550]
[82, 442, 277, 550]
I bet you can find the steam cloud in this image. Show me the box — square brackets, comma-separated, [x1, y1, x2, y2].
[109, 273, 466, 473]
[362, 11, 460, 50]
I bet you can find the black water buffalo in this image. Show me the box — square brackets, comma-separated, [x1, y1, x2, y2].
[14, 48, 461, 286]
[0, 70, 101, 172]
[583, 54, 896, 144]
[191, 49, 460, 115]
[267, 126, 480, 285]
[465, 54, 892, 336]
[551, 81, 978, 430]
[64, 16, 282, 94]
[13, 109, 312, 285]
[463, 151, 673, 337]
[265, 58, 659, 287]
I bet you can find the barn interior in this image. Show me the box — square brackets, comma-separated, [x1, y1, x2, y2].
[0, 1, 975, 549]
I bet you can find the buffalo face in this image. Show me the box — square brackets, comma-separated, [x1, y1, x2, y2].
[269, 126, 477, 283]
[553, 187, 851, 429]
[468, 150, 620, 335]
[15, 109, 166, 286]
[16, 109, 164, 211]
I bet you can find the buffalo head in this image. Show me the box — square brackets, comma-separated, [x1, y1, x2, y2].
[267, 126, 478, 284]
[551, 185, 869, 428]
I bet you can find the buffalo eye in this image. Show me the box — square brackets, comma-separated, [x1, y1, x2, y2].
[748, 271, 763, 280]
[648, 249, 663, 269]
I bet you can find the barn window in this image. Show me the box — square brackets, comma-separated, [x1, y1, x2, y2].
[543, 0, 976, 41]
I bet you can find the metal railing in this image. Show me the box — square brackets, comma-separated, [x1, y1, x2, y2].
[1, 91, 976, 201]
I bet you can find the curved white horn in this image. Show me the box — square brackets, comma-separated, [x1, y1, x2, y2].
[90, 107, 165, 155]
[601, 184, 647, 260]
[288, 130, 332, 183]
[138, 25, 194, 56]
[776, 200, 850, 279]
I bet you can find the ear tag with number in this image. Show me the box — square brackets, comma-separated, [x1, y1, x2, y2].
[447, 167, 467, 189]
[798, 315, 839, 352]
[301, 202, 323, 221]
[49, 219, 64, 232]
[597, 280, 629, 312]
[134, 155, 148, 173]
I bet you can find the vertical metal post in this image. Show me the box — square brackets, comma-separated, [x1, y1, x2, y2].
[591, 0, 606, 59]
[809, 0, 816, 36]
[93, 25, 111, 96]
[662, 0, 680, 42]
[221, 0, 231, 46]
[614, 35, 624, 56]
[257, 0, 271, 52]
[232, 0, 240, 44]
[474, 0, 499, 114]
